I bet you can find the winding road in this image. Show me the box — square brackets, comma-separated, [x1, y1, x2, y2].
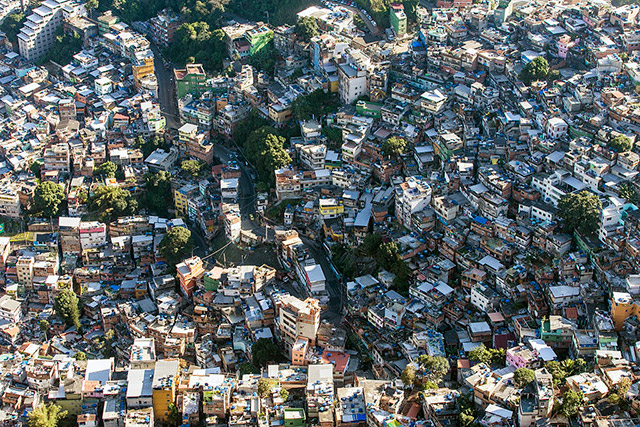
[152, 41, 344, 324]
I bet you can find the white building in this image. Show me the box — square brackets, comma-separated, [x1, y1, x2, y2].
[220, 178, 240, 201]
[94, 77, 113, 96]
[126, 369, 154, 408]
[531, 170, 586, 207]
[546, 117, 567, 139]
[395, 176, 432, 227]
[18, 0, 71, 61]
[338, 63, 368, 105]
[299, 263, 326, 295]
[297, 143, 326, 170]
[599, 196, 637, 243]
[0, 185, 21, 218]
[0, 295, 22, 323]
[79, 221, 107, 250]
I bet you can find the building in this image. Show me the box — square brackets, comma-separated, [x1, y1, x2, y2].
[152, 360, 180, 422]
[130, 338, 156, 369]
[0, 295, 22, 323]
[245, 25, 273, 56]
[18, 0, 71, 61]
[126, 369, 154, 409]
[275, 295, 321, 352]
[338, 63, 368, 105]
[175, 64, 208, 99]
[149, 9, 182, 47]
[390, 3, 407, 36]
[0, 185, 21, 218]
[395, 176, 432, 227]
[79, 221, 107, 251]
[176, 256, 205, 297]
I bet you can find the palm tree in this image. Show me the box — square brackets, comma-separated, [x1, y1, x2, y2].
[28, 403, 68, 427]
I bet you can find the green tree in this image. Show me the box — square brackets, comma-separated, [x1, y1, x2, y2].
[74, 351, 87, 361]
[619, 181, 639, 204]
[94, 161, 118, 178]
[458, 395, 477, 427]
[401, 364, 416, 387]
[37, 27, 83, 66]
[30, 161, 43, 178]
[89, 186, 138, 222]
[291, 90, 339, 120]
[280, 388, 290, 401]
[159, 227, 194, 268]
[559, 390, 584, 418]
[136, 135, 169, 158]
[415, 355, 450, 382]
[252, 338, 280, 367]
[53, 289, 80, 330]
[469, 344, 492, 364]
[257, 377, 276, 398]
[165, 23, 226, 71]
[239, 362, 260, 376]
[85, 0, 99, 15]
[181, 159, 205, 177]
[382, 136, 407, 158]
[513, 368, 535, 388]
[545, 359, 586, 387]
[402, 0, 419, 21]
[0, 13, 26, 44]
[167, 402, 181, 427]
[361, 233, 382, 256]
[608, 134, 633, 153]
[143, 171, 172, 216]
[295, 16, 319, 41]
[557, 191, 602, 235]
[28, 403, 68, 427]
[39, 320, 50, 340]
[520, 56, 549, 85]
[244, 128, 291, 186]
[32, 181, 65, 218]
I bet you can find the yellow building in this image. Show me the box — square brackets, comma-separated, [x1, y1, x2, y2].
[152, 360, 180, 422]
[132, 56, 155, 88]
[611, 291, 639, 331]
[173, 183, 198, 217]
[318, 198, 344, 218]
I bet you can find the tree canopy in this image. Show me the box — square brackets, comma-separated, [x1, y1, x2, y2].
[165, 23, 226, 71]
[159, 227, 194, 268]
[54, 289, 81, 330]
[94, 161, 118, 178]
[382, 136, 408, 158]
[89, 186, 138, 222]
[252, 338, 280, 367]
[619, 181, 639, 204]
[513, 368, 535, 388]
[559, 390, 584, 418]
[28, 403, 68, 427]
[37, 27, 83, 66]
[557, 191, 602, 236]
[136, 135, 169, 158]
[257, 377, 276, 398]
[545, 359, 586, 387]
[181, 159, 206, 177]
[143, 171, 173, 216]
[520, 57, 549, 85]
[0, 13, 26, 44]
[608, 134, 633, 153]
[243, 127, 291, 186]
[468, 344, 506, 366]
[32, 181, 65, 218]
[291, 90, 340, 121]
[295, 16, 319, 41]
